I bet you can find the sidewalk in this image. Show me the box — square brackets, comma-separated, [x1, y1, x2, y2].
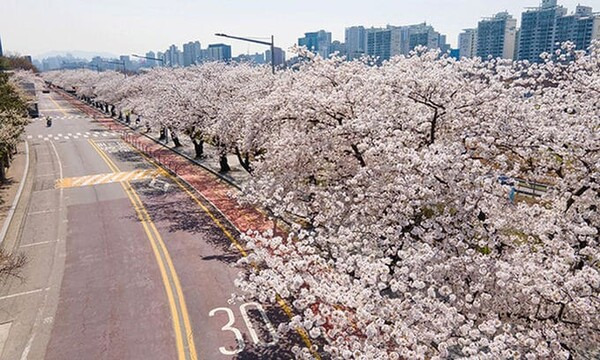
[57, 92, 279, 236]
[0, 141, 28, 249]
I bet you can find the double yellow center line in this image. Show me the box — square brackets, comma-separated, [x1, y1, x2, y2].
[88, 139, 197, 360]
[123, 140, 322, 359]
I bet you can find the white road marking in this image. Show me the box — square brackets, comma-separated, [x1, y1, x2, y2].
[27, 135, 32, 139]
[76, 132, 81, 136]
[73, 136, 79, 139]
[37, 135, 43, 138]
[92, 134, 98, 137]
[27, 209, 56, 215]
[53, 137, 59, 140]
[63, 136, 70, 140]
[20, 240, 57, 248]
[57, 134, 62, 137]
[67, 133, 72, 136]
[0, 288, 47, 301]
[83, 135, 89, 138]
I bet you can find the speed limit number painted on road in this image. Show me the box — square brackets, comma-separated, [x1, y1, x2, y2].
[209, 302, 279, 355]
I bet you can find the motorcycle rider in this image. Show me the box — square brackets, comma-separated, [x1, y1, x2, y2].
[46, 116, 52, 127]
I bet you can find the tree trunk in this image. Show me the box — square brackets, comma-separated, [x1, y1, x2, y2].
[0, 152, 7, 182]
[0, 165, 5, 182]
[219, 153, 230, 173]
[235, 147, 252, 173]
[192, 137, 204, 158]
[172, 132, 182, 147]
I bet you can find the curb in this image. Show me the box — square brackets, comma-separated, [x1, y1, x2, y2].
[0, 140, 30, 246]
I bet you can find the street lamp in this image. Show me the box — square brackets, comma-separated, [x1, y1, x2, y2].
[131, 54, 165, 67]
[214, 33, 276, 74]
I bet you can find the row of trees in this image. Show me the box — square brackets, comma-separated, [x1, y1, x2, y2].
[0, 71, 32, 181]
[43, 43, 599, 359]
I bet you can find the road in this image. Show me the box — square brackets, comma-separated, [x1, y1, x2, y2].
[0, 90, 300, 359]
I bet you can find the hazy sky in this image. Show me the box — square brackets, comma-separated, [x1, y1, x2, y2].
[0, 0, 592, 59]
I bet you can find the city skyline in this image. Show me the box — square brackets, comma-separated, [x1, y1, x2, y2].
[0, 0, 590, 59]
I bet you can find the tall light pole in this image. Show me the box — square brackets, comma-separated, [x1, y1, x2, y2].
[131, 54, 165, 67]
[214, 33, 276, 74]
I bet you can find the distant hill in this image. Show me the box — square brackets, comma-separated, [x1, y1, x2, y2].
[34, 50, 119, 60]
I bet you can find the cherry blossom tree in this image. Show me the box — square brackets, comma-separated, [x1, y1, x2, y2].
[42, 44, 600, 358]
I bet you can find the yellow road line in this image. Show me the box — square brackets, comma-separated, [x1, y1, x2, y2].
[88, 139, 198, 360]
[55, 169, 163, 189]
[47, 96, 69, 116]
[123, 141, 322, 359]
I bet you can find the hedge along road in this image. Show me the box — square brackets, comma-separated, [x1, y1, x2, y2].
[0, 90, 304, 360]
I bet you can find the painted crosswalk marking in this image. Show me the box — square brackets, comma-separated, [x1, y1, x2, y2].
[56, 169, 165, 189]
[25, 131, 118, 142]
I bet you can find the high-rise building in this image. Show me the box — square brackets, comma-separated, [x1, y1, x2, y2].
[156, 51, 165, 66]
[183, 41, 201, 66]
[265, 47, 286, 67]
[330, 41, 346, 56]
[120, 55, 132, 71]
[518, 0, 568, 62]
[298, 30, 332, 58]
[477, 12, 518, 59]
[345, 26, 366, 59]
[458, 28, 478, 58]
[145, 51, 158, 67]
[207, 44, 232, 62]
[366, 26, 400, 61]
[164, 45, 181, 67]
[555, 5, 600, 51]
[365, 23, 449, 62]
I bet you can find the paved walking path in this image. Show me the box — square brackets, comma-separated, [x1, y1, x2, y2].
[57, 92, 279, 237]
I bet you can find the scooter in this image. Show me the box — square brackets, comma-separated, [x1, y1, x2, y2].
[46, 117, 52, 127]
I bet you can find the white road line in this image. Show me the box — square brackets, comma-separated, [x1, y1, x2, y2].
[57, 134, 62, 137]
[37, 135, 43, 138]
[44, 138, 49, 141]
[20, 240, 57, 248]
[27, 135, 32, 139]
[92, 134, 98, 138]
[0, 288, 47, 301]
[76, 133, 81, 136]
[83, 135, 89, 138]
[67, 133, 72, 136]
[53, 137, 59, 140]
[27, 209, 56, 215]
[85, 132, 90, 135]
[73, 136, 79, 139]
[63, 136, 70, 140]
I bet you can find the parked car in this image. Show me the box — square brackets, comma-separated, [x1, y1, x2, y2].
[42, 88, 50, 93]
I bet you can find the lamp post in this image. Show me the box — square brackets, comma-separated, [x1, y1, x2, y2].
[131, 54, 165, 67]
[214, 33, 276, 74]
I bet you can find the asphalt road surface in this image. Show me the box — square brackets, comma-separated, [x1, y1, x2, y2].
[0, 91, 302, 359]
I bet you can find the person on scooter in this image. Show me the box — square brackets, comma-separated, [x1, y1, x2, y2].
[46, 116, 52, 127]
